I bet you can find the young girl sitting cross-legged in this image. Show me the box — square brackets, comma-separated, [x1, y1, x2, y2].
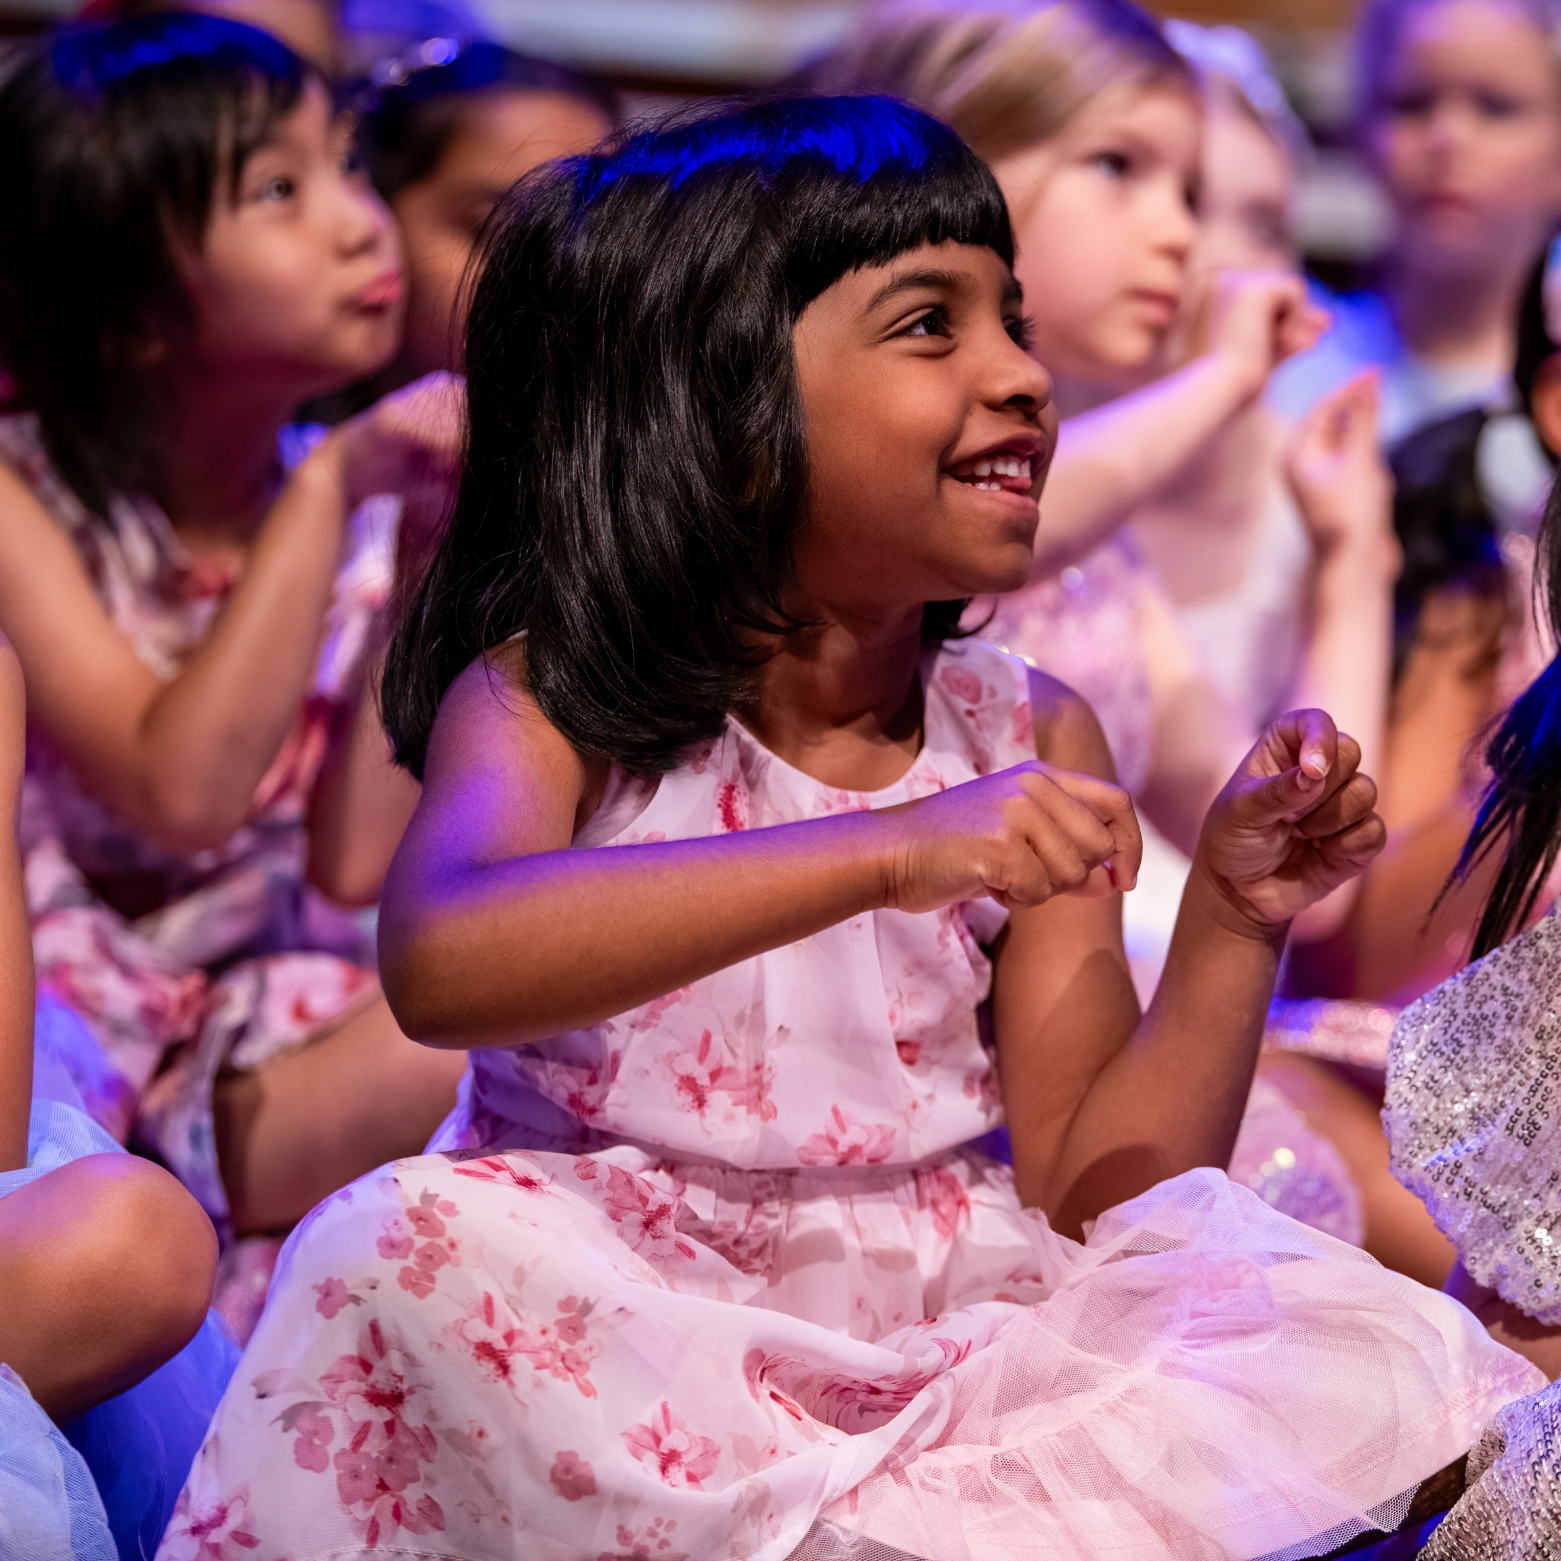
[165, 98, 1539, 1561]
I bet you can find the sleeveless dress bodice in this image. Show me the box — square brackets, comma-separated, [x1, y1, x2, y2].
[447, 639, 1031, 1168]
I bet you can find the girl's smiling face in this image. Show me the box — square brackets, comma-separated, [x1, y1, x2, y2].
[179, 79, 404, 399]
[990, 81, 1202, 389]
[1367, 0, 1561, 274]
[791, 240, 1055, 620]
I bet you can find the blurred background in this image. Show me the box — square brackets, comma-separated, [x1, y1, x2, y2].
[0, 0, 1392, 290]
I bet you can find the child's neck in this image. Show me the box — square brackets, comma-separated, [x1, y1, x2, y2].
[152, 364, 307, 559]
[1387, 256, 1522, 372]
[745, 609, 926, 792]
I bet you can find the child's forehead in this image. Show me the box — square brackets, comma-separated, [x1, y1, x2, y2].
[837, 242, 1021, 304]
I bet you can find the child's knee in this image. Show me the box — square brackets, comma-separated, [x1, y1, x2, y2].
[74, 1154, 218, 1351]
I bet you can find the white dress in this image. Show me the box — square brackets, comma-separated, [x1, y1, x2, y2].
[160, 641, 1537, 1561]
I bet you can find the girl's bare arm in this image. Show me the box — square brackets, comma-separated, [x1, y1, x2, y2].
[307, 648, 421, 907]
[0, 380, 458, 852]
[378, 646, 1142, 1048]
[996, 671, 1384, 1234]
[1035, 272, 1325, 577]
[0, 641, 32, 1171]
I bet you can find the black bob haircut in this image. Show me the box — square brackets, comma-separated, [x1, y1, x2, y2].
[356, 39, 615, 201]
[0, 13, 308, 517]
[383, 94, 1015, 780]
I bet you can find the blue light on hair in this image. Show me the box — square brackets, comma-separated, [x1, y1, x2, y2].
[578, 96, 954, 202]
[51, 12, 301, 98]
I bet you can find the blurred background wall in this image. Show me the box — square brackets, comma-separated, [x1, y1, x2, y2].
[0, 0, 1392, 285]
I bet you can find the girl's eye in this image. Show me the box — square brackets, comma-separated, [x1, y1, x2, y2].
[1389, 90, 1435, 119]
[902, 307, 951, 339]
[1005, 313, 1035, 351]
[256, 175, 296, 202]
[1091, 151, 1130, 178]
[1475, 92, 1521, 120]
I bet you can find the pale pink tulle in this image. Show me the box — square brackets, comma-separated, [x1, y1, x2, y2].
[794, 1172, 1538, 1561]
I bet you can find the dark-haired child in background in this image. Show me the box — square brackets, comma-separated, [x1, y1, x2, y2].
[0, 13, 467, 1329]
[359, 39, 613, 385]
[1273, 236, 1561, 1289]
[1380, 271, 1561, 1547]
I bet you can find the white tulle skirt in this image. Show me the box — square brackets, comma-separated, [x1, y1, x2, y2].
[162, 1147, 1538, 1561]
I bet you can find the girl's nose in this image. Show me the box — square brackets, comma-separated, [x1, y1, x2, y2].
[1001, 336, 1053, 414]
[337, 180, 395, 260]
[1154, 181, 1199, 263]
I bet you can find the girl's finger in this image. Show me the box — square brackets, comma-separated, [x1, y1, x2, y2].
[1038, 767, 1143, 889]
[1293, 771, 1379, 840]
[1311, 813, 1388, 877]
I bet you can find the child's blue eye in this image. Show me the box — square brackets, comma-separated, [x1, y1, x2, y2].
[1092, 151, 1130, 178]
[258, 176, 296, 202]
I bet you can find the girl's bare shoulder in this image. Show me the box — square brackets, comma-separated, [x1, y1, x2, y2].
[1026, 665, 1117, 784]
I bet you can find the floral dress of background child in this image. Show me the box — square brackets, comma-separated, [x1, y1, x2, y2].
[0, 413, 393, 1258]
[162, 637, 1538, 1561]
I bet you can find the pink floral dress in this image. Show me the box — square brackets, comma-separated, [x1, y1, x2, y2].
[0, 413, 392, 1242]
[162, 641, 1537, 1561]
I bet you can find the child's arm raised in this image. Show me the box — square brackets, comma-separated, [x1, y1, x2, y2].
[1033, 271, 1325, 578]
[996, 680, 1384, 1234]
[378, 644, 1143, 1047]
[0, 376, 459, 852]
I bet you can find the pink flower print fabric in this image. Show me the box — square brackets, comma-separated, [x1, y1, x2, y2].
[165, 1154, 1538, 1560]
[161, 640, 1540, 1557]
[0, 413, 390, 1243]
[439, 641, 1030, 1171]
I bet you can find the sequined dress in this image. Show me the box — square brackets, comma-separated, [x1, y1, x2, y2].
[160, 641, 1535, 1561]
[1386, 903, 1561, 1556]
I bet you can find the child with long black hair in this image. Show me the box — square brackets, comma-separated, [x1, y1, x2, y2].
[1382, 243, 1561, 1551]
[0, 14, 465, 1274]
[166, 96, 1535, 1561]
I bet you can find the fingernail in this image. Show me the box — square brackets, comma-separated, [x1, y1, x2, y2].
[1301, 752, 1328, 779]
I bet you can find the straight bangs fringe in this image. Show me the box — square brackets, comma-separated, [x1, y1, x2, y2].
[382, 95, 1012, 779]
[0, 14, 305, 516]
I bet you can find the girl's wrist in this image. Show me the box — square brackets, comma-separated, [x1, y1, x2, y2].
[1181, 854, 1292, 951]
[1312, 526, 1400, 585]
[1203, 345, 1268, 411]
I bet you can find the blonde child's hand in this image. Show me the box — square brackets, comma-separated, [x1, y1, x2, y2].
[1199, 270, 1328, 400]
[1194, 710, 1385, 932]
[1286, 370, 1398, 567]
[883, 761, 1142, 914]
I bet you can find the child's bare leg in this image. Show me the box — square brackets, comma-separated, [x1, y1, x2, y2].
[1445, 1260, 1561, 1380]
[214, 994, 465, 1236]
[1257, 1053, 1458, 1286]
[0, 1153, 217, 1421]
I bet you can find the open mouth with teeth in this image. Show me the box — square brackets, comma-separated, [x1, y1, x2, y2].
[947, 452, 1035, 493]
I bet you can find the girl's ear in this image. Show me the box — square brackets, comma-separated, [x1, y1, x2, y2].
[1533, 353, 1561, 460]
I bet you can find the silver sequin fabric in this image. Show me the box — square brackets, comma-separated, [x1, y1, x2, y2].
[1422, 1375, 1561, 1559]
[1385, 905, 1561, 1325]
